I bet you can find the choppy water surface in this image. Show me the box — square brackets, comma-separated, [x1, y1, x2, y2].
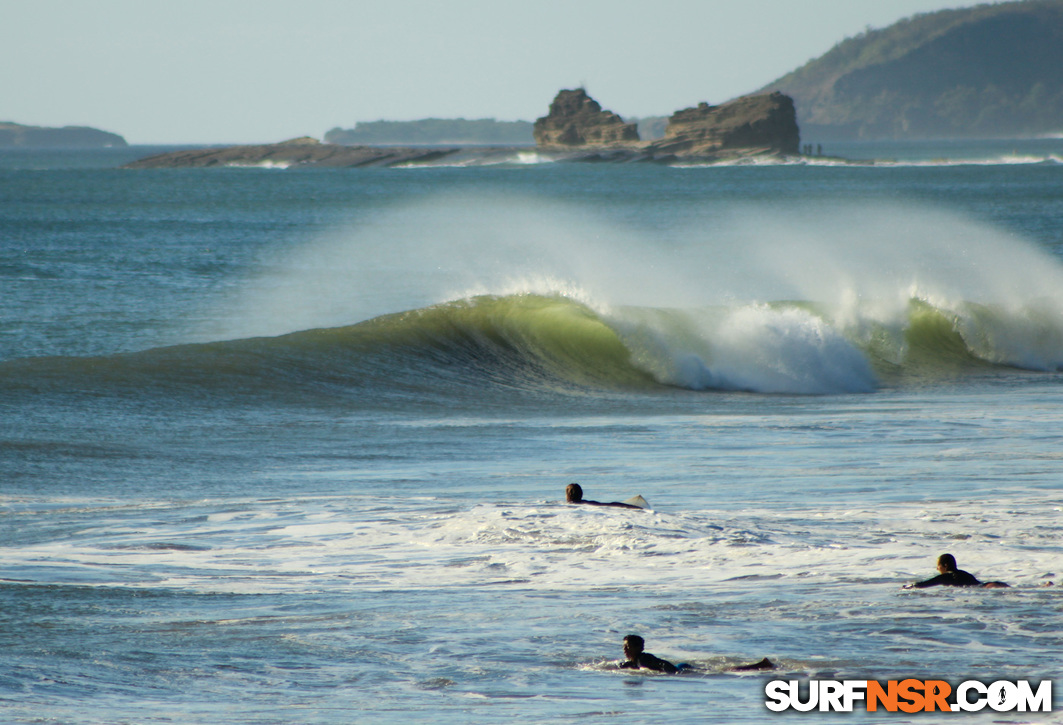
[1, 145, 1062, 723]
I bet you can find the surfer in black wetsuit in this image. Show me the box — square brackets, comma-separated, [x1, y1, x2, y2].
[618, 635, 680, 673]
[565, 483, 643, 510]
[906, 553, 1009, 589]
[616, 634, 775, 673]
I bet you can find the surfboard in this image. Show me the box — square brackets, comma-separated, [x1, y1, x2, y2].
[623, 495, 649, 509]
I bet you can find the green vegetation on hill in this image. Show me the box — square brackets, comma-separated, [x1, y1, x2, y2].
[761, 0, 1063, 139]
[325, 118, 534, 146]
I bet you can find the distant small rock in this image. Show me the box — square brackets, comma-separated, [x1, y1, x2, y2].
[533, 89, 640, 148]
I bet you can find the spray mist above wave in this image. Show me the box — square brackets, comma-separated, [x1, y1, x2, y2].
[194, 192, 1063, 392]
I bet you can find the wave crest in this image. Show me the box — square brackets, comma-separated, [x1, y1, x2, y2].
[4, 293, 1063, 402]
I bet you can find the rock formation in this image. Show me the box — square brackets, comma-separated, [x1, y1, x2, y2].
[122, 140, 464, 169]
[125, 91, 803, 168]
[648, 92, 799, 157]
[276, 136, 322, 146]
[533, 89, 640, 147]
[530, 89, 800, 160]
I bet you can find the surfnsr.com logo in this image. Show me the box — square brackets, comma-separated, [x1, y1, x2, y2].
[765, 679, 1052, 713]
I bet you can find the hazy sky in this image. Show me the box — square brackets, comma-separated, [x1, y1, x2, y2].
[3, 0, 991, 144]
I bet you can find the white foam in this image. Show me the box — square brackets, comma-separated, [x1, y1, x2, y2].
[871, 155, 1062, 168]
[5, 495, 1058, 595]
[222, 161, 293, 169]
[611, 304, 877, 394]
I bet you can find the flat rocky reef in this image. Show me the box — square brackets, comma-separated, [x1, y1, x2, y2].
[125, 90, 803, 169]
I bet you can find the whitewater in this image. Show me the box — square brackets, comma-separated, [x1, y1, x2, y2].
[1, 142, 1062, 724]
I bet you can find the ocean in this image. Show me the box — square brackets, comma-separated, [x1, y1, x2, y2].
[1, 141, 1062, 724]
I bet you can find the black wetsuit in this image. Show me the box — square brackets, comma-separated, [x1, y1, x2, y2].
[572, 499, 643, 510]
[732, 657, 775, 671]
[619, 652, 679, 674]
[913, 569, 981, 588]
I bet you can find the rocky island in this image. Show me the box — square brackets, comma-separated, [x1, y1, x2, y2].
[648, 92, 799, 158]
[529, 88, 799, 162]
[122, 136, 469, 169]
[0, 122, 127, 148]
[533, 89, 641, 148]
[124, 89, 802, 169]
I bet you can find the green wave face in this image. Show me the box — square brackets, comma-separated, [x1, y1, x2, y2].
[859, 297, 1063, 382]
[4, 293, 1063, 403]
[341, 293, 656, 389]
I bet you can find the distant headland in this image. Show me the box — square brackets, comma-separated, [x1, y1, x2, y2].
[324, 118, 534, 146]
[123, 89, 801, 169]
[762, 0, 1063, 140]
[0, 122, 127, 148]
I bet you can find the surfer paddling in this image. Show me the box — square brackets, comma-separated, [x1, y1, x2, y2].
[565, 483, 644, 510]
[616, 634, 774, 674]
[905, 553, 1009, 589]
[618, 635, 680, 673]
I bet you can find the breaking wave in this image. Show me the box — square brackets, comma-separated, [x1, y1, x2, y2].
[3, 293, 1062, 404]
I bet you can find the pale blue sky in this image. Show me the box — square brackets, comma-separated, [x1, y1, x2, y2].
[2, 0, 991, 144]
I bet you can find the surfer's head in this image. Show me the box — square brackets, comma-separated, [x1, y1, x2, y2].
[937, 553, 958, 573]
[623, 634, 645, 659]
[565, 483, 583, 503]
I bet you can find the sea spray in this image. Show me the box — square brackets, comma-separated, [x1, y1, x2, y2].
[607, 304, 877, 395]
[205, 194, 645, 341]
[205, 194, 1063, 336]
[102, 192, 1063, 397]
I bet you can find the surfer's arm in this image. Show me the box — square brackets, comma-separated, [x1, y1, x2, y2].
[731, 657, 775, 671]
